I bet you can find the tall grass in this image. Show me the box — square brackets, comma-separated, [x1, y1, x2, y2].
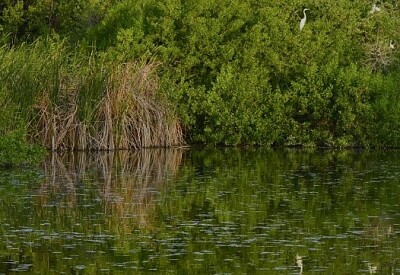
[0, 38, 184, 150]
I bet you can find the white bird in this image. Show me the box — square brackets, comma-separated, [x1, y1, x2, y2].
[369, 3, 381, 14]
[300, 8, 310, 31]
[389, 40, 395, 49]
[296, 254, 303, 274]
[367, 262, 377, 274]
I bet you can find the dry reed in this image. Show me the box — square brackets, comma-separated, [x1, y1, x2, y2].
[32, 60, 184, 150]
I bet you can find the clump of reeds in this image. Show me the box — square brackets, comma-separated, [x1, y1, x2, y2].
[34, 59, 184, 150]
[95, 61, 184, 149]
[0, 38, 185, 150]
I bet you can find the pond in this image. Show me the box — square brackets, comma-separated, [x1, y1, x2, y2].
[0, 148, 399, 274]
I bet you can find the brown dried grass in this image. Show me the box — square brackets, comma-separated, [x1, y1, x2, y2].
[32, 60, 184, 150]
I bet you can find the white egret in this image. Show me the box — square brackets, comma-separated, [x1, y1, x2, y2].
[367, 262, 378, 273]
[299, 8, 309, 31]
[296, 254, 303, 274]
[389, 40, 395, 49]
[369, 3, 381, 14]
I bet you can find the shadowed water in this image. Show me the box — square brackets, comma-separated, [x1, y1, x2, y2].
[0, 149, 399, 274]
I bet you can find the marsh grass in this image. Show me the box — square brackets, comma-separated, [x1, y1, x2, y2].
[0, 39, 184, 150]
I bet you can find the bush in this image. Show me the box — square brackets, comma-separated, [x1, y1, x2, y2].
[0, 0, 114, 45]
[2, 0, 400, 147]
[0, 130, 46, 168]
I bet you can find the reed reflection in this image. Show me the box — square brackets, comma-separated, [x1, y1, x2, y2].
[2, 149, 400, 274]
[37, 149, 185, 232]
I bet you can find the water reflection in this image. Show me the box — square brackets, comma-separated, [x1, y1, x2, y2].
[367, 261, 377, 274]
[296, 254, 303, 273]
[39, 149, 184, 231]
[0, 149, 185, 273]
[0, 148, 399, 273]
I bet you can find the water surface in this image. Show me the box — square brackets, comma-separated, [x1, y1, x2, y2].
[0, 149, 399, 274]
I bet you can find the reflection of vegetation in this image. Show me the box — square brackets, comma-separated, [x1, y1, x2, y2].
[0, 167, 44, 273]
[0, 149, 400, 273]
[38, 149, 184, 232]
[0, 149, 184, 273]
[152, 149, 400, 274]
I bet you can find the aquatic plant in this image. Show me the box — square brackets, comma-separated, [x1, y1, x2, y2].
[0, 39, 184, 150]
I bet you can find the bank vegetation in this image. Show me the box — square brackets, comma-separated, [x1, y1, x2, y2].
[1, 0, 400, 164]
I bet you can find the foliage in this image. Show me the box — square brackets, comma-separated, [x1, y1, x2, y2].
[0, 130, 46, 168]
[0, 75, 46, 167]
[0, 38, 184, 150]
[368, 71, 400, 147]
[1, 0, 400, 147]
[89, 0, 400, 147]
[0, 0, 115, 45]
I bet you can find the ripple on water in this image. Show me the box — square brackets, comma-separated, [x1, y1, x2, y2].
[10, 263, 33, 272]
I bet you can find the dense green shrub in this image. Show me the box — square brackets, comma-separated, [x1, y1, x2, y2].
[131, 0, 399, 147]
[0, 61, 46, 167]
[368, 71, 400, 147]
[0, 0, 114, 45]
[1, 0, 400, 147]
[0, 130, 46, 168]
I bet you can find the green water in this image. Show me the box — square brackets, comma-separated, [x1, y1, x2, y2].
[0, 149, 399, 274]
